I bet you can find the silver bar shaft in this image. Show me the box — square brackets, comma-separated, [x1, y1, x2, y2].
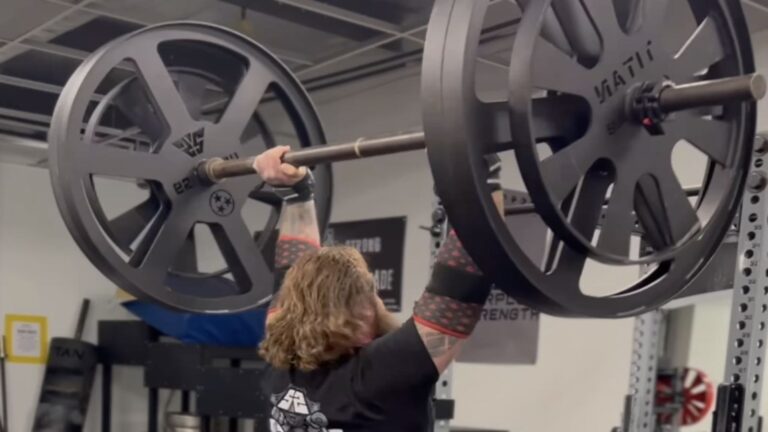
[283, 131, 425, 166]
[202, 131, 426, 182]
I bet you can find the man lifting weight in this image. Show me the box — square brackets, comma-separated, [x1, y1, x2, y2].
[255, 146, 502, 432]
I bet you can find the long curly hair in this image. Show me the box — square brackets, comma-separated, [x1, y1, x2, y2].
[259, 246, 377, 371]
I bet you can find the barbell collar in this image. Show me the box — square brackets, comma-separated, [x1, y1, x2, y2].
[198, 156, 257, 185]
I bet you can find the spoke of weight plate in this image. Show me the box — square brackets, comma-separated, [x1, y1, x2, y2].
[551, 0, 609, 62]
[545, 170, 612, 276]
[130, 48, 196, 138]
[578, 0, 622, 43]
[527, 36, 591, 96]
[76, 143, 170, 181]
[130, 207, 193, 285]
[638, 0, 673, 34]
[538, 136, 599, 204]
[217, 217, 273, 290]
[111, 80, 166, 142]
[215, 62, 273, 138]
[477, 96, 587, 153]
[666, 114, 732, 165]
[644, 166, 700, 246]
[176, 75, 207, 120]
[596, 178, 637, 257]
[173, 231, 198, 274]
[516, 0, 573, 55]
[108, 197, 162, 252]
[672, 17, 727, 83]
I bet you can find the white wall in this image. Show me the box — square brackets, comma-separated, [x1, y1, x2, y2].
[0, 161, 150, 431]
[2, 26, 768, 432]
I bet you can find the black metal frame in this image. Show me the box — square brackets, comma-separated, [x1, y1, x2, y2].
[97, 320, 269, 432]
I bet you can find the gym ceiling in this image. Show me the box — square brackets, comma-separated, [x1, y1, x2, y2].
[0, 0, 767, 167]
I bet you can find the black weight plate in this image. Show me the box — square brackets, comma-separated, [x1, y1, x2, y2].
[85, 70, 284, 280]
[422, 0, 754, 317]
[510, 0, 753, 265]
[49, 22, 332, 314]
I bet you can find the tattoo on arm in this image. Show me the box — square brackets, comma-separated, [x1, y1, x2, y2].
[420, 329, 460, 359]
[415, 323, 465, 373]
[279, 200, 320, 244]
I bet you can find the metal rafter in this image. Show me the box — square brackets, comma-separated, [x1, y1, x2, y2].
[290, 0, 509, 76]
[296, 24, 428, 77]
[0, 0, 101, 57]
[275, 0, 404, 36]
[0, 74, 103, 101]
[35, 0, 315, 66]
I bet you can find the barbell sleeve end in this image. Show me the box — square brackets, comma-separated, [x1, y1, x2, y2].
[656, 73, 767, 115]
[750, 73, 767, 100]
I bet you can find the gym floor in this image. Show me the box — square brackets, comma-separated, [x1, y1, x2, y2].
[1, 1, 768, 431]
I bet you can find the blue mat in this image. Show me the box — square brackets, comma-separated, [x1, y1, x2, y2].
[121, 274, 268, 347]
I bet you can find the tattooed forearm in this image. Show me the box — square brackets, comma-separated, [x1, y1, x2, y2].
[421, 330, 460, 358]
[279, 200, 320, 244]
[415, 324, 463, 370]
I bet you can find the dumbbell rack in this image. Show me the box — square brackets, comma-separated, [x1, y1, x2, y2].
[617, 137, 768, 432]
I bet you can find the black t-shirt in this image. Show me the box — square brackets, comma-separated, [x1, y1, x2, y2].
[262, 319, 439, 432]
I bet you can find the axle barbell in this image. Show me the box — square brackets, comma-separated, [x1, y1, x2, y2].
[198, 74, 765, 184]
[48, 0, 759, 317]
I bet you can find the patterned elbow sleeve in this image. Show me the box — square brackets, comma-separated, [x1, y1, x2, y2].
[413, 230, 492, 338]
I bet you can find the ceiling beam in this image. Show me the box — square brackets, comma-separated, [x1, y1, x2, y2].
[0, 0, 101, 57]
[40, 0, 314, 67]
[295, 24, 427, 78]
[0, 74, 103, 101]
[274, 0, 404, 35]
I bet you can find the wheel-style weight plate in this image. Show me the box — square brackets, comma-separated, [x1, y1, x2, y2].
[89, 70, 285, 280]
[656, 368, 715, 426]
[509, 0, 753, 264]
[49, 22, 332, 313]
[422, 0, 754, 317]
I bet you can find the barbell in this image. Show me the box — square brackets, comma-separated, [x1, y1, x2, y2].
[47, 0, 759, 317]
[201, 71, 764, 181]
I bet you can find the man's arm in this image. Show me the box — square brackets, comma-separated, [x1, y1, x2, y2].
[252, 146, 321, 302]
[273, 199, 321, 274]
[414, 165, 504, 374]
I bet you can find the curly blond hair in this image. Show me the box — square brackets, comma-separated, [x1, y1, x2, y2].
[259, 246, 377, 371]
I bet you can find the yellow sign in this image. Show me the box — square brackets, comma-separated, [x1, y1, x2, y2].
[4, 315, 48, 364]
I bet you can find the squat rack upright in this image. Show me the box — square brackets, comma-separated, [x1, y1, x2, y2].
[616, 135, 768, 432]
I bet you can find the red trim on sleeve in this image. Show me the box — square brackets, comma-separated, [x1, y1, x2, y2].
[413, 316, 470, 340]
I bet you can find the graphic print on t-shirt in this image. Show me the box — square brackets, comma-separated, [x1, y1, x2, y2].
[269, 386, 341, 432]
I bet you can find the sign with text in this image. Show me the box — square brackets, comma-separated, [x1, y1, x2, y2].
[457, 289, 540, 364]
[325, 217, 406, 311]
[5, 314, 48, 364]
